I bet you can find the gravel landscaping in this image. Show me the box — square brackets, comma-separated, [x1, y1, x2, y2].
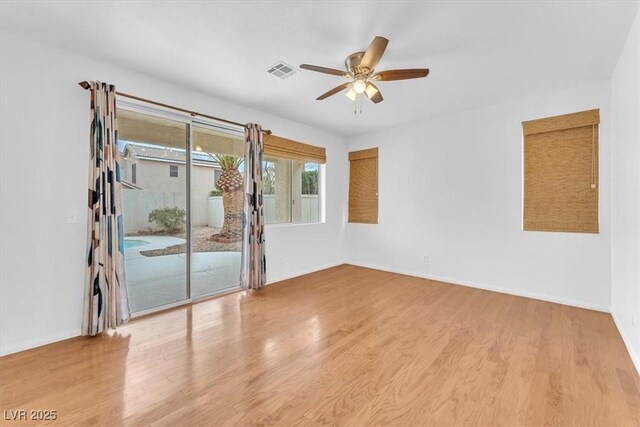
[138, 226, 241, 257]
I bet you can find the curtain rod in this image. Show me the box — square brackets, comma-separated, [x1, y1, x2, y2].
[78, 81, 272, 135]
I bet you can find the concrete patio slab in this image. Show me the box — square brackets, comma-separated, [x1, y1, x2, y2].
[124, 236, 240, 313]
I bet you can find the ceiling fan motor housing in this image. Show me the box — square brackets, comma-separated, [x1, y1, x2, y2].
[345, 52, 369, 75]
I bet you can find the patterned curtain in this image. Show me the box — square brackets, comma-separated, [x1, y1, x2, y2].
[240, 124, 267, 290]
[82, 81, 130, 336]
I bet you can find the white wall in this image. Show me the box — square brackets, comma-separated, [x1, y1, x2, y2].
[0, 31, 348, 355]
[346, 81, 612, 312]
[1, 26, 634, 364]
[611, 10, 640, 374]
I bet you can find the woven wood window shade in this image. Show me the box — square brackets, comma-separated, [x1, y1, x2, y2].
[522, 109, 599, 233]
[349, 147, 378, 224]
[264, 134, 326, 164]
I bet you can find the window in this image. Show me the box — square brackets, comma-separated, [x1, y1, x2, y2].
[261, 158, 322, 224]
[348, 147, 378, 224]
[298, 162, 320, 223]
[262, 158, 292, 224]
[169, 164, 179, 177]
[522, 109, 599, 233]
[262, 134, 326, 225]
[131, 163, 137, 184]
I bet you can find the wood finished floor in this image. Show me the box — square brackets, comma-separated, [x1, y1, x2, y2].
[1, 264, 638, 426]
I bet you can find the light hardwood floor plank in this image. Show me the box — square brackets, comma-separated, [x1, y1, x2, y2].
[0, 264, 638, 426]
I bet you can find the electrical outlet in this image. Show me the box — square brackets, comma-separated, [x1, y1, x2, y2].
[632, 316, 638, 330]
[423, 253, 429, 264]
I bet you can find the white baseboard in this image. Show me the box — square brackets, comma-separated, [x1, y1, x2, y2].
[346, 261, 610, 313]
[267, 261, 345, 285]
[612, 311, 640, 376]
[0, 329, 80, 357]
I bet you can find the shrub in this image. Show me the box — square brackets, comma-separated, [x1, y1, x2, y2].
[209, 189, 222, 197]
[302, 169, 319, 195]
[148, 207, 186, 233]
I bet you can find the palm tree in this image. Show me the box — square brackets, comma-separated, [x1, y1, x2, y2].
[210, 155, 244, 242]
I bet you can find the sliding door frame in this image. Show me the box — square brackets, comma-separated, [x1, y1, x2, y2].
[117, 98, 245, 317]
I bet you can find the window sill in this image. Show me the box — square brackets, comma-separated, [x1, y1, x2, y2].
[266, 221, 325, 229]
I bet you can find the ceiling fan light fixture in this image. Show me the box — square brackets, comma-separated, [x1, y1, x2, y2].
[364, 83, 378, 99]
[345, 88, 357, 101]
[353, 79, 367, 94]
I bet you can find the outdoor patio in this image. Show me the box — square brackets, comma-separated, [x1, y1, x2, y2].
[124, 235, 240, 312]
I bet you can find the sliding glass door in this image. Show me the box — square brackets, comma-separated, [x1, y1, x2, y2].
[190, 123, 244, 298]
[117, 104, 243, 313]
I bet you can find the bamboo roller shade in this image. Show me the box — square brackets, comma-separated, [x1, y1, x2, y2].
[348, 147, 378, 224]
[522, 109, 599, 233]
[264, 134, 326, 164]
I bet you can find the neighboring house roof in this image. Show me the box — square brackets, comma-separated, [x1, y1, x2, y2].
[122, 142, 220, 167]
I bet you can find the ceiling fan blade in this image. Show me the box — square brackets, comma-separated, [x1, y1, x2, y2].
[361, 36, 389, 71]
[300, 64, 348, 77]
[316, 82, 351, 100]
[373, 69, 430, 81]
[365, 82, 384, 103]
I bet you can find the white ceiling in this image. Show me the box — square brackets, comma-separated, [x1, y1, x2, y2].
[1, 1, 638, 136]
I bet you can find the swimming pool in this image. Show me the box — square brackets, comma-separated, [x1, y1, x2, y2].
[124, 239, 150, 249]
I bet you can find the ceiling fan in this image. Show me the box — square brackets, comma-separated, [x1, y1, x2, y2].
[300, 36, 429, 105]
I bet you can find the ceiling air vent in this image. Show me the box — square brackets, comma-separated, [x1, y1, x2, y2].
[267, 61, 298, 79]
